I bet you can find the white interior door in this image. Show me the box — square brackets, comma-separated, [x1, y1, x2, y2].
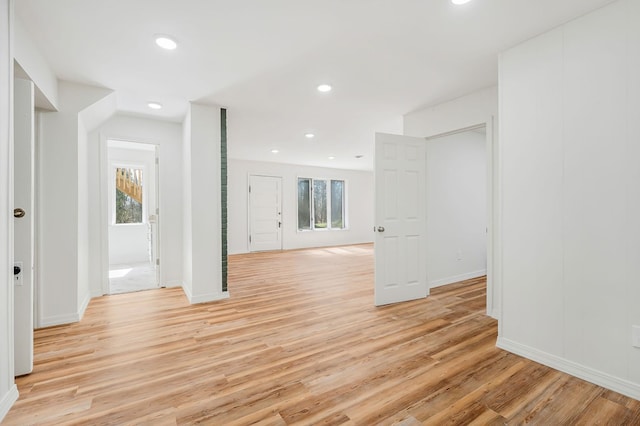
[13, 78, 34, 375]
[249, 175, 282, 252]
[375, 133, 427, 306]
[152, 147, 160, 286]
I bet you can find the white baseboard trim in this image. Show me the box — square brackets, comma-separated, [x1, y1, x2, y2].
[182, 283, 230, 304]
[429, 269, 487, 289]
[181, 283, 192, 302]
[39, 311, 80, 328]
[489, 308, 500, 320]
[78, 292, 91, 322]
[0, 384, 18, 422]
[163, 280, 183, 288]
[190, 291, 230, 304]
[497, 337, 640, 401]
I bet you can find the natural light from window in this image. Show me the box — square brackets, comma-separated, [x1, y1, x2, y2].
[298, 177, 346, 231]
[115, 167, 144, 224]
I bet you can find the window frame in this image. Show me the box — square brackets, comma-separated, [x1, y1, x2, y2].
[297, 176, 348, 232]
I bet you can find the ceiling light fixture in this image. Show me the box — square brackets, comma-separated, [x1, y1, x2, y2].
[304, 133, 315, 139]
[328, 156, 336, 160]
[271, 149, 279, 154]
[155, 35, 178, 50]
[147, 102, 163, 110]
[451, 0, 472, 4]
[317, 84, 332, 93]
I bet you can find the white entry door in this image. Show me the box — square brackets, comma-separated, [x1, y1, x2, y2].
[374, 133, 428, 306]
[249, 175, 283, 252]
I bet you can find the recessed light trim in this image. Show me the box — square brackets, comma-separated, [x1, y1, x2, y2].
[328, 156, 336, 160]
[317, 84, 332, 93]
[147, 102, 163, 110]
[271, 149, 279, 154]
[304, 133, 315, 139]
[155, 35, 177, 50]
[451, 0, 472, 4]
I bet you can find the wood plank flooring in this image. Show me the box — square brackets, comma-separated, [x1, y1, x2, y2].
[4, 244, 640, 425]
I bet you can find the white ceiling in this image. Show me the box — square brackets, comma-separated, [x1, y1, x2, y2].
[16, 0, 614, 170]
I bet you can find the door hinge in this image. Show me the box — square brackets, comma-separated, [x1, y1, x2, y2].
[155, 157, 159, 165]
[249, 235, 252, 243]
[156, 208, 159, 214]
[156, 258, 160, 266]
[249, 185, 251, 193]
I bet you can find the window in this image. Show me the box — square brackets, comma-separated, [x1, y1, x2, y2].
[115, 167, 143, 224]
[297, 178, 346, 230]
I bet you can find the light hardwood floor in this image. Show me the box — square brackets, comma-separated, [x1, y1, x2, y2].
[4, 244, 640, 425]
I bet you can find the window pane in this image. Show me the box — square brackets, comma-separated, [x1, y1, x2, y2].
[331, 180, 344, 229]
[313, 180, 327, 229]
[115, 168, 143, 224]
[297, 178, 311, 230]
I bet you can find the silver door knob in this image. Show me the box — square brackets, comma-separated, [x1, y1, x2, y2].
[377, 226, 385, 232]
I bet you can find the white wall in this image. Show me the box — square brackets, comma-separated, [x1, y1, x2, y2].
[37, 81, 112, 327]
[88, 114, 183, 294]
[228, 159, 374, 255]
[76, 119, 90, 316]
[404, 86, 497, 138]
[13, 16, 57, 110]
[403, 86, 498, 317]
[182, 108, 193, 298]
[182, 103, 225, 303]
[498, 0, 640, 400]
[0, 0, 18, 420]
[427, 130, 486, 288]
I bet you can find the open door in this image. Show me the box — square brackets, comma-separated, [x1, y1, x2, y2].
[374, 133, 427, 306]
[13, 78, 34, 375]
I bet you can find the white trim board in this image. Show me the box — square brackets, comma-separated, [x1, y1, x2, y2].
[0, 385, 18, 422]
[497, 337, 640, 401]
[429, 270, 487, 289]
[39, 312, 82, 328]
[163, 280, 182, 288]
[78, 292, 91, 321]
[181, 284, 230, 305]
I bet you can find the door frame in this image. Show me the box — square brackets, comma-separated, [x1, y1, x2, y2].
[423, 117, 497, 319]
[99, 136, 161, 295]
[247, 174, 283, 252]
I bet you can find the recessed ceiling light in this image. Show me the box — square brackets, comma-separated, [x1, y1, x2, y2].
[328, 156, 336, 160]
[155, 35, 177, 50]
[451, 0, 472, 4]
[147, 102, 163, 110]
[317, 84, 332, 93]
[271, 149, 279, 154]
[304, 133, 315, 139]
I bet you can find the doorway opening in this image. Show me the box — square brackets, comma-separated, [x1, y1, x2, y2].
[425, 124, 488, 291]
[374, 120, 495, 316]
[105, 140, 159, 294]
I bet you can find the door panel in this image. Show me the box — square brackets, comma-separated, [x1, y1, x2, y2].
[14, 78, 34, 375]
[249, 175, 282, 252]
[375, 133, 427, 306]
